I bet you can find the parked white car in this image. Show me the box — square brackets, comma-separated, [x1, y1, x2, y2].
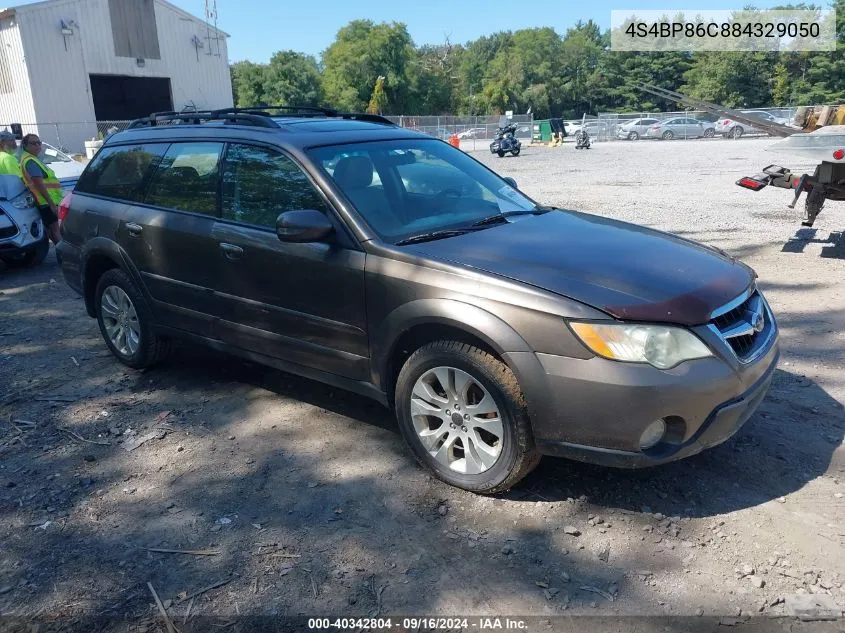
[715, 110, 791, 139]
[16, 142, 87, 178]
[563, 121, 581, 136]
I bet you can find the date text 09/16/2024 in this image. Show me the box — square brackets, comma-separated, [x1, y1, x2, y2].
[307, 617, 529, 630]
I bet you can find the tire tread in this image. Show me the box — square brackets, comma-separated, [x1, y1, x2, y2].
[396, 340, 540, 494]
[95, 269, 170, 369]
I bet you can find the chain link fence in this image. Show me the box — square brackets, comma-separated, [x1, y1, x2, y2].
[595, 107, 801, 142]
[3, 107, 800, 156]
[385, 114, 535, 152]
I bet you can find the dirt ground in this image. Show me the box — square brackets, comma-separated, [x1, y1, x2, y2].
[1, 137, 844, 632]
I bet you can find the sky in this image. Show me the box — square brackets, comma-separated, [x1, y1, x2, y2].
[16, 0, 794, 63]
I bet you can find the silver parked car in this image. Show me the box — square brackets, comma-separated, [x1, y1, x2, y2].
[0, 175, 76, 268]
[645, 117, 715, 140]
[616, 118, 661, 140]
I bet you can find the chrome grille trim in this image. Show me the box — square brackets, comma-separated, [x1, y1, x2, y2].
[707, 290, 775, 364]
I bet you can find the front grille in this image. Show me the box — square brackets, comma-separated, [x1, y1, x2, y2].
[709, 290, 772, 361]
[0, 209, 18, 240]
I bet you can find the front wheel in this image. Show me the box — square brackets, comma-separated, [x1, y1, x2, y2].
[497, 150, 505, 157]
[661, 130, 674, 140]
[731, 126, 744, 139]
[703, 127, 715, 138]
[395, 341, 540, 494]
[628, 131, 639, 140]
[95, 268, 170, 369]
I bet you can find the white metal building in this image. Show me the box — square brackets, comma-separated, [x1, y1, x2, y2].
[0, 0, 233, 154]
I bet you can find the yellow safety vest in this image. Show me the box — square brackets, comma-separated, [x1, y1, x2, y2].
[21, 153, 63, 207]
[0, 151, 21, 177]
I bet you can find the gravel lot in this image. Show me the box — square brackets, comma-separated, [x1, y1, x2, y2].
[0, 137, 843, 631]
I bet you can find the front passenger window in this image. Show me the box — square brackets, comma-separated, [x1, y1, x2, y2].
[221, 144, 328, 229]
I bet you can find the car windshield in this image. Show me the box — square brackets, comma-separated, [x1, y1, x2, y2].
[40, 144, 73, 166]
[309, 139, 538, 243]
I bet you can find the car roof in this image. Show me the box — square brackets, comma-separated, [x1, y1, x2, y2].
[105, 112, 431, 153]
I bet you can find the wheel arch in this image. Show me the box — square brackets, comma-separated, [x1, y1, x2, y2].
[372, 299, 534, 408]
[81, 238, 144, 318]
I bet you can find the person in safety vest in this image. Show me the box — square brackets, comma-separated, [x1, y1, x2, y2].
[0, 130, 22, 179]
[21, 134, 62, 246]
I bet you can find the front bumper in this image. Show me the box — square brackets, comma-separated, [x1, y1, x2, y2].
[505, 326, 779, 468]
[0, 204, 44, 256]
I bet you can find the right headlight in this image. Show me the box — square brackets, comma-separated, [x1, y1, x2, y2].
[569, 322, 712, 370]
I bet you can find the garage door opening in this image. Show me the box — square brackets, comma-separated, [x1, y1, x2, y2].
[90, 74, 173, 120]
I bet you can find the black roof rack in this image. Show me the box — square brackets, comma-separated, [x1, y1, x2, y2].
[220, 105, 396, 126]
[128, 110, 281, 129]
[127, 105, 396, 130]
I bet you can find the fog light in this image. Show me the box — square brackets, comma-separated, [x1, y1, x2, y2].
[639, 419, 667, 450]
[30, 220, 40, 237]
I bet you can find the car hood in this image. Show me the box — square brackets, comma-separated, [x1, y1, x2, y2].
[50, 161, 87, 179]
[403, 210, 754, 325]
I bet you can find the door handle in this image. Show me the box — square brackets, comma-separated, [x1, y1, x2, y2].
[126, 222, 143, 237]
[219, 242, 244, 260]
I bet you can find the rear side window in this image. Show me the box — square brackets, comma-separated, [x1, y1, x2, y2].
[221, 143, 328, 229]
[75, 143, 165, 201]
[144, 142, 223, 215]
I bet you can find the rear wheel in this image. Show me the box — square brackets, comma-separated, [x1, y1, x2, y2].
[661, 130, 674, 140]
[511, 147, 520, 156]
[628, 131, 639, 140]
[731, 126, 744, 139]
[703, 128, 715, 138]
[95, 268, 170, 369]
[395, 341, 540, 494]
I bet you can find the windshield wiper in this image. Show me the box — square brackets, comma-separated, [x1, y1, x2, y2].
[471, 208, 551, 227]
[395, 229, 477, 245]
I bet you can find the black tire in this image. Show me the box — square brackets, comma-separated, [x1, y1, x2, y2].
[628, 131, 639, 140]
[94, 268, 170, 369]
[497, 150, 505, 158]
[511, 147, 520, 156]
[703, 127, 715, 138]
[731, 126, 744, 139]
[2, 238, 49, 268]
[395, 341, 540, 494]
[661, 130, 674, 140]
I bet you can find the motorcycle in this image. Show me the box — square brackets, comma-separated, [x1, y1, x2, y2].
[489, 123, 521, 158]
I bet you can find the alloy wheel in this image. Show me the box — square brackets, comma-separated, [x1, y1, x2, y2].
[100, 285, 141, 357]
[410, 366, 504, 475]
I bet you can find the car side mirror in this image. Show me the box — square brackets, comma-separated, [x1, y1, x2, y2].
[276, 209, 334, 243]
[503, 176, 518, 189]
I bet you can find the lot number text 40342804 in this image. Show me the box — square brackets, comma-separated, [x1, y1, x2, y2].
[307, 617, 529, 630]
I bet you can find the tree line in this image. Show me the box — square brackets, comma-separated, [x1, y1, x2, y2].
[230, 1, 845, 119]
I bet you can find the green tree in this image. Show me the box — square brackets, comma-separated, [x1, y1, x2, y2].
[682, 52, 774, 107]
[230, 61, 267, 108]
[557, 21, 606, 116]
[455, 32, 513, 113]
[407, 44, 460, 114]
[322, 20, 415, 113]
[262, 51, 323, 107]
